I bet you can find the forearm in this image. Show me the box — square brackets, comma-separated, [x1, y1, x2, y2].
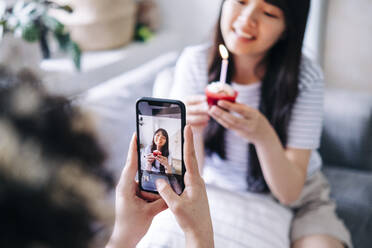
[254, 121, 307, 205]
[185, 229, 214, 248]
[106, 227, 137, 248]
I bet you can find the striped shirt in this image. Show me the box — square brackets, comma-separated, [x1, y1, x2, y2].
[170, 44, 324, 191]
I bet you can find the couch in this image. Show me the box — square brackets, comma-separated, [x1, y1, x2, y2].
[78, 52, 372, 247]
[320, 89, 372, 248]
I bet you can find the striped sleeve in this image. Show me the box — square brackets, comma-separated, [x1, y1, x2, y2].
[286, 56, 324, 149]
[169, 45, 209, 100]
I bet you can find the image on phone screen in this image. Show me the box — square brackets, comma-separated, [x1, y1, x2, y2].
[137, 98, 185, 195]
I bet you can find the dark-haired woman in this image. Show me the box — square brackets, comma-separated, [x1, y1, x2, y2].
[170, 0, 351, 247]
[145, 128, 174, 174]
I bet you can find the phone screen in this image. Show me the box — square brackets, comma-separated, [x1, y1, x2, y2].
[136, 98, 185, 195]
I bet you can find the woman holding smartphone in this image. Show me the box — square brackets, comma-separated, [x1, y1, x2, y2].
[170, 0, 351, 247]
[145, 128, 174, 174]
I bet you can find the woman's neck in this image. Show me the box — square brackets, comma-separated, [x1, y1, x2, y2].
[232, 54, 266, 85]
[156, 145, 162, 151]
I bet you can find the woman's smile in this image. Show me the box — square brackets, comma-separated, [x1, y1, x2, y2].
[232, 24, 257, 42]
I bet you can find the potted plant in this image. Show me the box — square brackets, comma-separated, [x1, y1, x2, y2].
[0, 0, 81, 70]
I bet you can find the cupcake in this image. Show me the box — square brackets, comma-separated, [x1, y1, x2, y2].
[205, 82, 238, 106]
[153, 150, 162, 157]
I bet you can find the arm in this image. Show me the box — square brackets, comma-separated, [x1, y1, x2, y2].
[209, 101, 310, 205]
[253, 117, 310, 205]
[255, 76, 324, 204]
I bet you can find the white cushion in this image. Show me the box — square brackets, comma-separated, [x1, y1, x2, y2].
[138, 185, 293, 248]
[152, 67, 175, 98]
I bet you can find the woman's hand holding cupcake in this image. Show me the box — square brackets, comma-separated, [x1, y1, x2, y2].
[155, 155, 172, 173]
[209, 100, 272, 145]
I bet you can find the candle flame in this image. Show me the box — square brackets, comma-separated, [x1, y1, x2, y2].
[219, 44, 229, 59]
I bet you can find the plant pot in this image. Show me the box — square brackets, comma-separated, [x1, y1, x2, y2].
[51, 0, 137, 51]
[0, 35, 42, 72]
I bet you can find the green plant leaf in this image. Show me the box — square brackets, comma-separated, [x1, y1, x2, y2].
[55, 32, 70, 51]
[68, 41, 81, 71]
[42, 15, 64, 34]
[57, 5, 73, 13]
[21, 22, 40, 42]
[135, 24, 154, 42]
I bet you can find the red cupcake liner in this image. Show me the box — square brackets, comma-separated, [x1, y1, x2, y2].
[205, 88, 238, 106]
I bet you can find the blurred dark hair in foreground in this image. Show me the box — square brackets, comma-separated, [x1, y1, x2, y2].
[0, 66, 114, 248]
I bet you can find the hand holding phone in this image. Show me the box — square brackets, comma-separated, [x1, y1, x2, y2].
[106, 134, 167, 248]
[106, 126, 214, 248]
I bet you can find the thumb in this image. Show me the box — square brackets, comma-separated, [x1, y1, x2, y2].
[156, 179, 178, 208]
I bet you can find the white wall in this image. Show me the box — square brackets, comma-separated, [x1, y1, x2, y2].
[323, 0, 372, 92]
[303, 0, 329, 65]
[157, 0, 222, 44]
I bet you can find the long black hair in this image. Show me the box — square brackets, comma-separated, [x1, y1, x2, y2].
[204, 0, 311, 192]
[151, 128, 170, 172]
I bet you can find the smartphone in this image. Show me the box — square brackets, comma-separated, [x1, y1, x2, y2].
[136, 97, 186, 195]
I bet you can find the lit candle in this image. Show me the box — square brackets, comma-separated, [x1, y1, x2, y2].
[219, 44, 229, 84]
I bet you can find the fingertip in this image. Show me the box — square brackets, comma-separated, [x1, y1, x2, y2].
[155, 179, 178, 205]
[155, 179, 167, 190]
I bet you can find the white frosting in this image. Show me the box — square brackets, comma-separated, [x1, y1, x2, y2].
[207, 82, 235, 96]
